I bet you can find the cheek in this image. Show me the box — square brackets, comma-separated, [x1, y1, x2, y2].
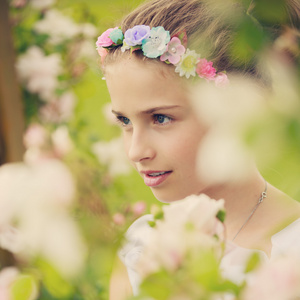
[172, 138, 200, 163]
[164, 129, 203, 166]
[172, 122, 205, 156]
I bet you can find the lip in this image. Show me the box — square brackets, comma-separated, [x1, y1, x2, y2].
[140, 170, 172, 187]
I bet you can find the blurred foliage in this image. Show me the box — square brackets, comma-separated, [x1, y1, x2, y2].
[4, 0, 300, 299]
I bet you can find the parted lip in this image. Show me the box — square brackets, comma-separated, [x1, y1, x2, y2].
[139, 170, 172, 175]
[140, 169, 173, 187]
[140, 170, 172, 175]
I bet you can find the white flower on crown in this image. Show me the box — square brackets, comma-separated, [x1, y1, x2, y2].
[16, 46, 62, 102]
[34, 9, 80, 44]
[175, 49, 199, 79]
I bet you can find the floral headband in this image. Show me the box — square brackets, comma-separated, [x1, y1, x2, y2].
[96, 25, 228, 85]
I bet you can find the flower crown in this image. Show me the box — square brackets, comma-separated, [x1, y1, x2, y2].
[96, 25, 228, 85]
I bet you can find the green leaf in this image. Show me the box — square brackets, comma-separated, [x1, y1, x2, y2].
[216, 210, 226, 223]
[130, 46, 142, 53]
[36, 259, 74, 298]
[251, 0, 288, 25]
[139, 270, 173, 299]
[231, 16, 266, 64]
[154, 210, 164, 221]
[245, 252, 261, 273]
[10, 275, 38, 300]
[148, 220, 156, 227]
[190, 250, 220, 287]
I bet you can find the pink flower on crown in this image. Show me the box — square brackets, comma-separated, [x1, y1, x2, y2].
[160, 37, 185, 65]
[215, 72, 229, 87]
[96, 28, 116, 48]
[196, 58, 216, 80]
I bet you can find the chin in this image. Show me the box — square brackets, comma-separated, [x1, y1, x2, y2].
[151, 188, 191, 203]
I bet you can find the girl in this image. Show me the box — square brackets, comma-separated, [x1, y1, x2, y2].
[96, 0, 300, 298]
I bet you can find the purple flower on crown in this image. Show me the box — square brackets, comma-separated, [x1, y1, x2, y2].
[160, 37, 185, 64]
[142, 26, 170, 58]
[124, 25, 151, 46]
[96, 28, 116, 48]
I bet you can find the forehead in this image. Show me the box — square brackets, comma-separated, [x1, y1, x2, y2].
[105, 57, 190, 112]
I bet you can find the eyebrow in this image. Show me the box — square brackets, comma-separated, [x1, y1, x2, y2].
[112, 105, 182, 115]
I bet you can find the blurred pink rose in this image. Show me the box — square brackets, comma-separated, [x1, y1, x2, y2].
[51, 126, 73, 157]
[11, 0, 26, 8]
[113, 213, 126, 226]
[96, 28, 115, 48]
[0, 267, 19, 300]
[97, 47, 108, 64]
[137, 194, 225, 278]
[39, 91, 76, 124]
[244, 255, 300, 300]
[23, 123, 48, 149]
[215, 72, 229, 87]
[132, 201, 146, 216]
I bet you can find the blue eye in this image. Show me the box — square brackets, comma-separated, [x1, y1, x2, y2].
[154, 114, 172, 124]
[117, 116, 131, 126]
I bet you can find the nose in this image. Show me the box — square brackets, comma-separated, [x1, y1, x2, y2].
[126, 128, 156, 163]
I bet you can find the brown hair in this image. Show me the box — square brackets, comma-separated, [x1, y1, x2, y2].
[104, 0, 300, 79]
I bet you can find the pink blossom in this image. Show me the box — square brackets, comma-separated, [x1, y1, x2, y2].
[96, 28, 115, 48]
[23, 123, 48, 149]
[113, 213, 126, 226]
[0, 267, 19, 300]
[97, 47, 108, 64]
[196, 58, 216, 80]
[160, 37, 185, 65]
[215, 72, 229, 87]
[243, 255, 300, 300]
[39, 91, 76, 124]
[132, 201, 146, 216]
[11, 0, 26, 8]
[51, 126, 73, 157]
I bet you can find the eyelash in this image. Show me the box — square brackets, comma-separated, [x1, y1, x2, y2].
[116, 114, 173, 127]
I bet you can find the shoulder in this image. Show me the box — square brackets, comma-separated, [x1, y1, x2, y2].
[262, 185, 300, 237]
[271, 218, 300, 257]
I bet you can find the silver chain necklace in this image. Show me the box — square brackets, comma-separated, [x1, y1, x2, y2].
[232, 180, 268, 241]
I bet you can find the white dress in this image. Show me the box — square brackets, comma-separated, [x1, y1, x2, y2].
[119, 215, 300, 296]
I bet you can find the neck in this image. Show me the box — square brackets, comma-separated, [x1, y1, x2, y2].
[201, 169, 266, 238]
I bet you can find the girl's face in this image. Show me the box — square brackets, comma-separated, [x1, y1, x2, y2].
[105, 57, 208, 203]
